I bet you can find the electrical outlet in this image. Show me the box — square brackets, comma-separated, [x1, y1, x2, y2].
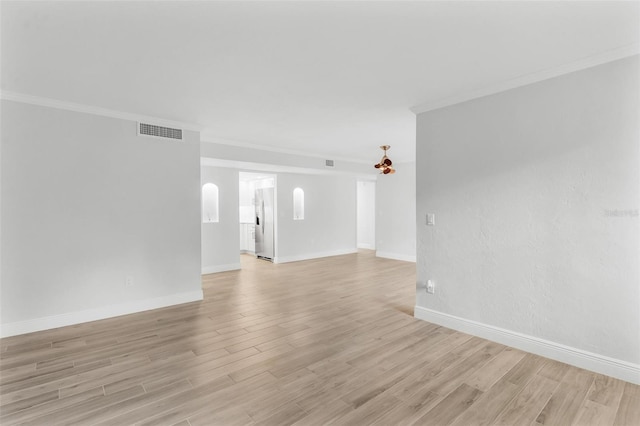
[426, 280, 435, 294]
[125, 276, 134, 287]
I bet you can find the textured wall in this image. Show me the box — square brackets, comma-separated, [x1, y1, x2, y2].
[276, 173, 357, 262]
[376, 162, 416, 262]
[416, 56, 639, 364]
[1, 101, 202, 326]
[357, 180, 376, 249]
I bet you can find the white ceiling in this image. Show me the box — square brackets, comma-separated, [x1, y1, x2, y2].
[2, 1, 638, 163]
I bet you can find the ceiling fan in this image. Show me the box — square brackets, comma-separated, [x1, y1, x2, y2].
[374, 145, 395, 174]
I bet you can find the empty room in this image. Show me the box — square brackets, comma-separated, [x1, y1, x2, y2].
[1, 1, 639, 425]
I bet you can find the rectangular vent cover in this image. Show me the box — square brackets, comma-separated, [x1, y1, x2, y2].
[325, 159, 335, 168]
[138, 122, 183, 140]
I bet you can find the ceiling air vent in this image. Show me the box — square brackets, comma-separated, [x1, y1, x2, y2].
[138, 122, 183, 140]
[325, 159, 335, 168]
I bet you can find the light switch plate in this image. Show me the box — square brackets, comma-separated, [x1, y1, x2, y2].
[426, 214, 435, 226]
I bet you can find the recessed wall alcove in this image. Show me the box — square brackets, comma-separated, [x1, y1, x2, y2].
[202, 183, 219, 223]
[293, 187, 304, 220]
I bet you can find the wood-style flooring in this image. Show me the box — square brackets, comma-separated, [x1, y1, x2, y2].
[1, 251, 639, 425]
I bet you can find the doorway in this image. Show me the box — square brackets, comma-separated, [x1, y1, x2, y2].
[239, 172, 276, 262]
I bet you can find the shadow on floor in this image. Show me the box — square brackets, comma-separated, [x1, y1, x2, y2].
[391, 304, 414, 316]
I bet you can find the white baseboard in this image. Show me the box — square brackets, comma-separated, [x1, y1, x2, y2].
[358, 243, 375, 250]
[0, 290, 204, 338]
[414, 306, 640, 385]
[201, 263, 241, 274]
[275, 248, 358, 264]
[376, 251, 416, 263]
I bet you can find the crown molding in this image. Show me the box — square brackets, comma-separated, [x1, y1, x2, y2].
[201, 134, 373, 165]
[410, 44, 640, 115]
[0, 91, 203, 132]
[0, 91, 376, 166]
[200, 156, 377, 180]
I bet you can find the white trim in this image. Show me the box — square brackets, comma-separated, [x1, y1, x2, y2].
[275, 248, 358, 264]
[0, 91, 202, 132]
[202, 263, 241, 274]
[413, 306, 640, 385]
[358, 243, 375, 250]
[202, 135, 372, 165]
[376, 251, 416, 263]
[411, 45, 640, 114]
[0, 290, 204, 338]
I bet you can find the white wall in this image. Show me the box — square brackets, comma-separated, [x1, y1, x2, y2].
[201, 139, 372, 176]
[415, 56, 639, 383]
[239, 180, 253, 224]
[276, 173, 357, 263]
[376, 162, 416, 262]
[357, 180, 376, 249]
[239, 180, 254, 253]
[1, 100, 203, 337]
[201, 166, 240, 273]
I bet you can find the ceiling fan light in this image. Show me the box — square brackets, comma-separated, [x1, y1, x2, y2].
[373, 145, 396, 175]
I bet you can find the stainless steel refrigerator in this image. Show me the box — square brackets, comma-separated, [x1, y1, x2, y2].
[254, 188, 274, 261]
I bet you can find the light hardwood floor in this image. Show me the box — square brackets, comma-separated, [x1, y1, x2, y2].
[1, 251, 638, 425]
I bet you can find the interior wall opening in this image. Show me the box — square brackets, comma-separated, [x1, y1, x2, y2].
[239, 172, 276, 264]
